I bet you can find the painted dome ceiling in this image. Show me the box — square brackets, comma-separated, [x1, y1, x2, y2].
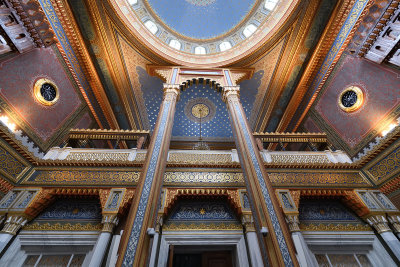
[146, 0, 257, 39]
[113, 0, 298, 66]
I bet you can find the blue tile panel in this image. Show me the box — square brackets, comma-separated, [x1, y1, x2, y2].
[234, 103, 293, 267]
[122, 100, 171, 266]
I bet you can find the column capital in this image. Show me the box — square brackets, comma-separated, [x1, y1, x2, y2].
[101, 214, 119, 233]
[163, 83, 181, 101]
[285, 214, 301, 233]
[155, 214, 164, 233]
[242, 213, 256, 233]
[222, 86, 240, 103]
[365, 214, 391, 233]
[388, 214, 400, 234]
[1, 214, 29, 235]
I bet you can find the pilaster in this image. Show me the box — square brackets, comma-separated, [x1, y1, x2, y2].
[223, 86, 298, 267]
[118, 84, 180, 267]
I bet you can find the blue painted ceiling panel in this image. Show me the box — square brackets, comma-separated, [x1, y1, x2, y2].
[147, 0, 256, 39]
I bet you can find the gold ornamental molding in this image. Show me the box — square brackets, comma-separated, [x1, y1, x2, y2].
[256, 0, 320, 132]
[23, 222, 103, 231]
[67, 128, 150, 141]
[49, 0, 120, 130]
[275, 0, 370, 133]
[253, 132, 327, 143]
[299, 223, 371, 232]
[163, 222, 242, 231]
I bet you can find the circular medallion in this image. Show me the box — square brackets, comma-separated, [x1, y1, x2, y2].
[33, 78, 59, 106]
[191, 103, 209, 119]
[338, 85, 364, 112]
[184, 98, 216, 123]
[185, 0, 216, 6]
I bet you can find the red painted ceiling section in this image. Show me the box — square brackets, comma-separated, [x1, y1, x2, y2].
[0, 48, 82, 141]
[315, 55, 400, 148]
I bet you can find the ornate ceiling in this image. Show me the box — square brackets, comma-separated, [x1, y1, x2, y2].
[146, 0, 257, 39]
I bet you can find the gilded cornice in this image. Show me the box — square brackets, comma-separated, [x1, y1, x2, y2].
[275, 0, 357, 134]
[87, 0, 142, 130]
[299, 223, 371, 232]
[49, 0, 120, 130]
[256, 0, 320, 132]
[23, 222, 103, 231]
[287, 0, 372, 132]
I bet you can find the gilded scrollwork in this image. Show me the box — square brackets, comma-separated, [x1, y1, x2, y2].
[23, 222, 103, 231]
[168, 153, 232, 164]
[65, 152, 130, 161]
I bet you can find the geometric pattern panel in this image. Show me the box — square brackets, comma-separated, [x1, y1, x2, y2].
[366, 146, 400, 184]
[173, 84, 232, 138]
[0, 145, 26, 182]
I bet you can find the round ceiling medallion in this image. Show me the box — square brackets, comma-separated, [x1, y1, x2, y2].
[191, 103, 209, 119]
[185, 0, 216, 6]
[33, 78, 59, 106]
[184, 97, 216, 123]
[338, 85, 364, 113]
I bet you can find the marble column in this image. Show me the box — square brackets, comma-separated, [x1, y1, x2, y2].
[285, 215, 318, 267]
[242, 214, 264, 267]
[388, 215, 400, 239]
[0, 215, 27, 253]
[118, 84, 180, 267]
[148, 216, 163, 267]
[88, 214, 119, 267]
[223, 86, 298, 267]
[366, 214, 400, 261]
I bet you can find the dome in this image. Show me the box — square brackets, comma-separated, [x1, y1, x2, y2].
[112, 0, 299, 67]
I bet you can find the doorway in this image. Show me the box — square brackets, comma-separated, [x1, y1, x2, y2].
[169, 245, 235, 267]
[158, 233, 249, 267]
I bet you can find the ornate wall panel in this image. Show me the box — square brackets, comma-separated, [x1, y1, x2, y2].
[23, 198, 102, 231]
[298, 199, 370, 231]
[0, 140, 30, 183]
[267, 170, 371, 187]
[24, 169, 140, 185]
[365, 146, 400, 185]
[163, 199, 241, 231]
[163, 171, 244, 186]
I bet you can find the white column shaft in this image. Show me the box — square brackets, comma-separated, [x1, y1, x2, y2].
[381, 231, 400, 261]
[291, 232, 318, 267]
[88, 232, 112, 267]
[0, 233, 13, 253]
[148, 232, 160, 267]
[245, 231, 264, 267]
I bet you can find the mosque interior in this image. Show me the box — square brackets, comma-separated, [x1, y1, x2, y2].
[0, 0, 400, 266]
